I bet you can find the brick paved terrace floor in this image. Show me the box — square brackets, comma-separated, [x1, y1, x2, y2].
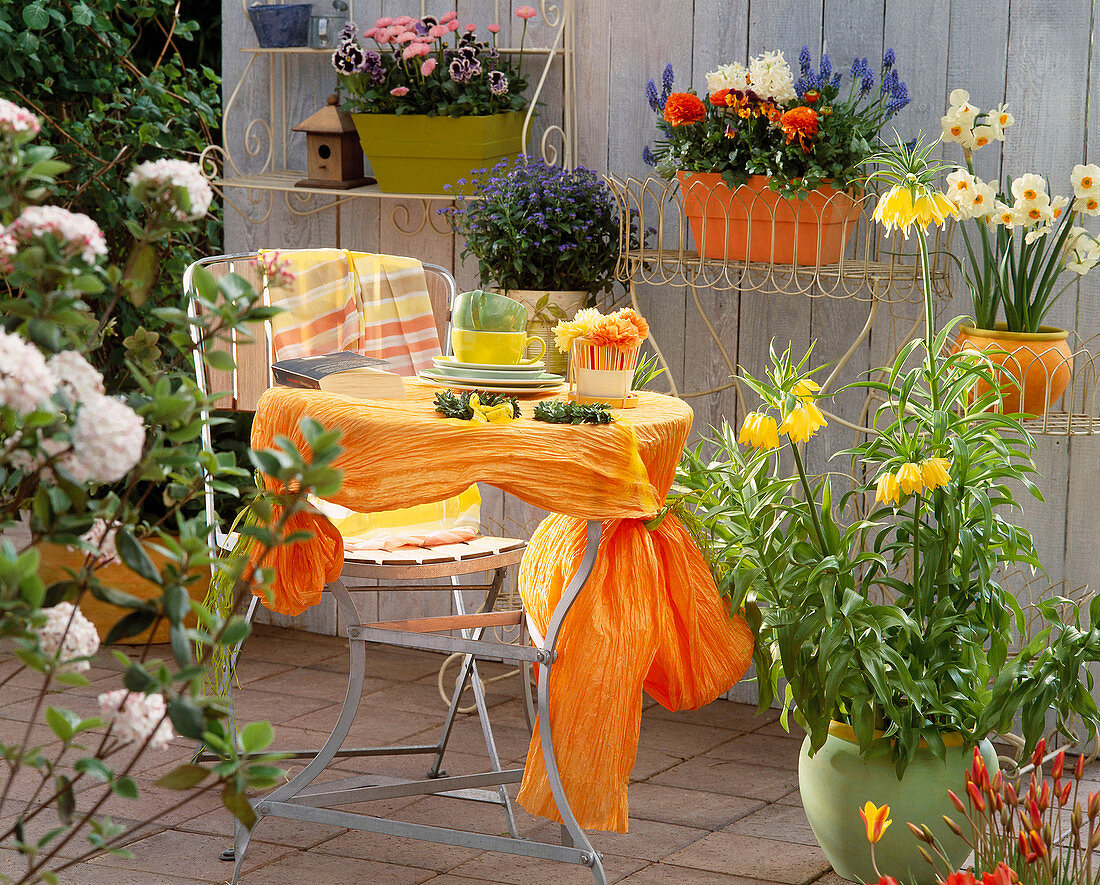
[5, 624, 1091, 885]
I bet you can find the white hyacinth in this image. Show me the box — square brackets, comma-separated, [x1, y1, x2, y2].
[0, 205, 107, 268]
[705, 62, 749, 94]
[747, 50, 796, 103]
[48, 350, 104, 405]
[0, 328, 57, 415]
[126, 159, 213, 222]
[70, 394, 145, 483]
[35, 602, 100, 673]
[0, 98, 40, 139]
[97, 689, 174, 750]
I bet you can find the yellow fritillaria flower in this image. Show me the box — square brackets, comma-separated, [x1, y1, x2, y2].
[792, 377, 821, 401]
[778, 404, 827, 444]
[859, 801, 893, 844]
[875, 471, 900, 505]
[872, 184, 958, 239]
[738, 411, 780, 450]
[920, 457, 952, 490]
[897, 461, 924, 495]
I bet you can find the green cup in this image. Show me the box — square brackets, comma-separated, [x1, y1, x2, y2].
[451, 289, 529, 332]
[451, 329, 546, 365]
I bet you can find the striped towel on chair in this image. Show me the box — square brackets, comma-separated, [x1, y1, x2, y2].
[265, 249, 362, 359]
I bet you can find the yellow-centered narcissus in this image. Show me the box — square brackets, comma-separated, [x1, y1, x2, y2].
[859, 801, 892, 843]
[920, 457, 951, 490]
[897, 461, 924, 495]
[738, 411, 780, 450]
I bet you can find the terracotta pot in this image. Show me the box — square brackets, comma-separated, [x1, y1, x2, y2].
[954, 323, 1073, 416]
[351, 111, 527, 195]
[676, 171, 862, 265]
[799, 721, 997, 885]
[502, 288, 589, 376]
[36, 542, 208, 645]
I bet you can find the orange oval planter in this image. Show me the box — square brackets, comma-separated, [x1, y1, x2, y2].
[954, 323, 1073, 416]
[676, 171, 862, 265]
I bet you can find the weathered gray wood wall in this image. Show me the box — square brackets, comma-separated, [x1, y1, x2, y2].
[222, 0, 1100, 636]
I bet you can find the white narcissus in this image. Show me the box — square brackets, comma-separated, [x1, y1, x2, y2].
[992, 200, 1024, 228]
[1064, 227, 1100, 275]
[990, 103, 1014, 139]
[971, 179, 997, 217]
[1011, 173, 1048, 209]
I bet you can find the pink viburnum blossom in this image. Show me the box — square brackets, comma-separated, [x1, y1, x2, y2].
[390, 86, 410, 97]
[0, 328, 56, 415]
[126, 159, 213, 222]
[1, 205, 106, 268]
[70, 394, 145, 483]
[487, 23, 501, 33]
[36, 603, 100, 673]
[0, 98, 40, 139]
[77, 518, 122, 566]
[516, 5, 537, 19]
[252, 250, 296, 290]
[98, 690, 175, 750]
[48, 350, 104, 405]
[421, 57, 438, 76]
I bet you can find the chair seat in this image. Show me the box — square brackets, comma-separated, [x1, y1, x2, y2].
[341, 536, 527, 580]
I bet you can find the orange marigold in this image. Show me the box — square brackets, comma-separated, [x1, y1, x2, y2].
[663, 92, 706, 127]
[587, 312, 644, 349]
[779, 106, 819, 152]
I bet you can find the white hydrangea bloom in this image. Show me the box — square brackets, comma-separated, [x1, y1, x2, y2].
[97, 689, 174, 750]
[126, 159, 214, 222]
[0, 328, 56, 415]
[747, 50, 796, 103]
[35, 602, 100, 673]
[70, 394, 145, 483]
[0, 98, 40, 138]
[705, 62, 749, 94]
[48, 350, 104, 405]
[0, 205, 107, 268]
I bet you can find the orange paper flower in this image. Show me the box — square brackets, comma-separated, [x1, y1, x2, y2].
[616, 307, 649, 342]
[780, 106, 819, 152]
[663, 92, 706, 127]
[587, 312, 644, 349]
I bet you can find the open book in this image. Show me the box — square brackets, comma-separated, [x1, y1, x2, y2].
[271, 351, 406, 400]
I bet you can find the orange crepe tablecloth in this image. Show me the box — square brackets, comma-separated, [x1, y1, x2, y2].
[250, 381, 753, 832]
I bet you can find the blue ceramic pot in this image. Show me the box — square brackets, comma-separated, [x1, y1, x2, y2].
[247, 3, 313, 48]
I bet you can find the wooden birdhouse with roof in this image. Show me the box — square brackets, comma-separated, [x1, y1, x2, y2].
[293, 94, 373, 189]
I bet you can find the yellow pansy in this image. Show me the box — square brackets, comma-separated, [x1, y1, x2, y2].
[778, 404, 826, 444]
[875, 471, 900, 505]
[859, 801, 892, 844]
[920, 457, 951, 490]
[897, 462, 924, 495]
[738, 411, 780, 450]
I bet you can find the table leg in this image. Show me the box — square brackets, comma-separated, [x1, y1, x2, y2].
[537, 519, 608, 885]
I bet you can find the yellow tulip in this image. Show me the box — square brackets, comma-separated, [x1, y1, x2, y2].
[778, 404, 827, 444]
[920, 457, 951, 490]
[897, 461, 924, 495]
[875, 471, 900, 505]
[738, 411, 779, 450]
[859, 801, 892, 844]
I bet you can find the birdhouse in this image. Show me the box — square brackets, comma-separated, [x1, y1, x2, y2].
[293, 94, 372, 189]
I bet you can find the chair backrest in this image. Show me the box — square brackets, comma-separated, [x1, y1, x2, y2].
[184, 251, 457, 412]
[184, 250, 458, 541]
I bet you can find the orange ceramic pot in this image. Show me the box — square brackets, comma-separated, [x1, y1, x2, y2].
[954, 323, 1073, 416]
[36, 543, 207, 645]
[676, 171, 862, 265]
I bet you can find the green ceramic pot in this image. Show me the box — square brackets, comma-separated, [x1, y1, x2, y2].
[350, 111, 527, 195]
[798, 722, 996, 885]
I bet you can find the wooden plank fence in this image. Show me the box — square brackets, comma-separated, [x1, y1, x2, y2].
[220, 0, 1100, 638]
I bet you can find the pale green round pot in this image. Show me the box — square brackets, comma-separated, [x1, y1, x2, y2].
[798, 723, 996, 885]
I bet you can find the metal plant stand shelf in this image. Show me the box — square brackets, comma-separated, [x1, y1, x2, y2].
[228, 521, 609, 885]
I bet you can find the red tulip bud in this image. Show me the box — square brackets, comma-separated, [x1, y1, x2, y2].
[949, 789, 967, 813]
[1039, 781, 1051, 811]
[992, 769, 1003, 793]
[1060, 780, 1073, 806]
[1005, 781, 1019, 809]
[968, 781, 987, 813]
[1090, 791, 1100, 819]
[1031, 739, 1047, 769]
[943, 814, 963, 837]
[1052, 751, 1065, 781]
[1076, 753, 1086, 780]
[1029, 798, 1042, 830]
[1029, 829, 1047, 858]
[1018, 831, 1031, 860]
[1091, 823, 1100, 849]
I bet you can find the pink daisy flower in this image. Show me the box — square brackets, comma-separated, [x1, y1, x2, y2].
[428, 24, 449, 38]
[487, 23, 501, 33]
[516, 5, 537, 19]
[448, 20, 460, 31]
[397, 30, 416, 43]
[464, 22, 476, 32]
[375, 17, 393, 27]
[402, 44, 419, 60]
[394, 15, 413, 25]
[390, 86, 409, 97]
[421, 57, 438, 76]
[440, 10, 458, 23]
